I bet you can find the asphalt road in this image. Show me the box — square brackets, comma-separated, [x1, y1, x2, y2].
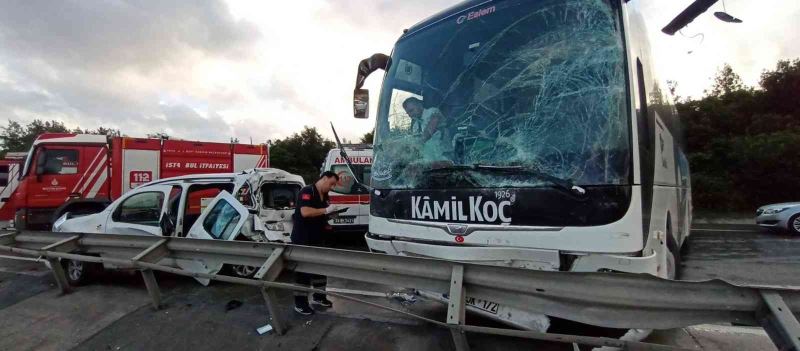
[680, 224, 800, 286]
[0, 225, 791, 351]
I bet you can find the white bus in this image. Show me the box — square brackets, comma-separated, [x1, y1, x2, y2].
[321, 145, 372, 231]
[350, 0, 692, 330]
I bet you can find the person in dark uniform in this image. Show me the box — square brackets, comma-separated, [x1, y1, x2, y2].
[291, 171, 342, 315]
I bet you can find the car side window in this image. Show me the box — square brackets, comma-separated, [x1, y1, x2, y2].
[202, 198, 241, 240]
[114, 191, 165, 226]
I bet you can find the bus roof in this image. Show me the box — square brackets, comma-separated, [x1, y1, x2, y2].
[402, 0, 490, 39]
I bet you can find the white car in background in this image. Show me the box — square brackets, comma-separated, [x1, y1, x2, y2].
[53, 168, 305, 285]
[756, 202, 800, 234]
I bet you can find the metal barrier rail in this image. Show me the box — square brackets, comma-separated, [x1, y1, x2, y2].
[1, 230, 799, 351]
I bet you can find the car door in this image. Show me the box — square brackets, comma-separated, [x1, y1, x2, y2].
[177, 190, 248, 285]
[104, 186, 172, 236]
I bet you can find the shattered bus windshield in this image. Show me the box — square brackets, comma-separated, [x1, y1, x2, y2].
[372, 0, 630, 189]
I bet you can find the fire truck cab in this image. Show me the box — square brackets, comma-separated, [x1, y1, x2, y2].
[321, 145, 372, 232]
[7, 133, 268, 230]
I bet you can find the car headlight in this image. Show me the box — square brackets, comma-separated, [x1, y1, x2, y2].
[265, 222, 285, 231]
[52, 213, 68, 232]
[763, 207, 789, 215]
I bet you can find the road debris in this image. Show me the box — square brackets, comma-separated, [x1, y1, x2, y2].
[389, 290, 418, 305]
[256, 324, 273, 335]
[225, 300, 243, 312]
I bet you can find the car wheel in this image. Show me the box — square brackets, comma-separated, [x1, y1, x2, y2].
[230, 264, 258, 278]
[63, 259, 89, 286]
[789, 214, 800, 235]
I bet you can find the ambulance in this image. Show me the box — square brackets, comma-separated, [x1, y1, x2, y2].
[321, 145, 372, 231]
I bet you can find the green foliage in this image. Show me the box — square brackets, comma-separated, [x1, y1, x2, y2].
[0, 119, 118, 158]
[679, 59, 800, 211]
[0, 120, 69, 154]
[359, 131, 374, 144]
[709, 64, 745, 97]
[268, 126, 335, 184]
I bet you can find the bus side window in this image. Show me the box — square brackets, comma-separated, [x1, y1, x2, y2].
[636, 59, 651, 149]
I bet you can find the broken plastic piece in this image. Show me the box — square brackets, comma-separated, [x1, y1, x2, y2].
[256, 324, 273, 335]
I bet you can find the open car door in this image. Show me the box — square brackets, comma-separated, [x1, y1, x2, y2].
[177, 190, 248, 285]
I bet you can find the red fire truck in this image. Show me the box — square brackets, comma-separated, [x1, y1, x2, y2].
[0, 133, 268, 230]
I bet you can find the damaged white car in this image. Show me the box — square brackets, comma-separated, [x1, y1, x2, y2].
[52, 168, 305, 285]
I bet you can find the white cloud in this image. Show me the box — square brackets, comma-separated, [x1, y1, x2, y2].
[0, 0, 797, 146]
[640, 0, 800, 99]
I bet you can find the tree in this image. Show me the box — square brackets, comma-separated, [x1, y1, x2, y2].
[759, 59, 800, 115]
[677, 59, 800, 212]
[709, 64, 745, 97]
[0, 119, 119, 157]
[359, 131, 374, 144]
[269, 126, 335, 183]
[0, 119, 70, 154]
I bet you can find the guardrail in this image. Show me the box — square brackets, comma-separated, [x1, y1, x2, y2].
[1, 230, 799, 351]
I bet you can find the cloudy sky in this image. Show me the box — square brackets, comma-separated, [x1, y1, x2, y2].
[0, 0, 798, 143]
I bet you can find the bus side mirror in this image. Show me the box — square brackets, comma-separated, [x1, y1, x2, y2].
[354, 89, 369, 119]
[353, 53, 390, 119]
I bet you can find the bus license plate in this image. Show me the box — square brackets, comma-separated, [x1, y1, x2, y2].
[333, 216, 355, 224]
[465, 297, 499, 314]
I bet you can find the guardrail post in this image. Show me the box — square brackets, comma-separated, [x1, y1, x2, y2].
[46, 258, 71, 294]
[140, 269, 161, 309]
[447, 264, 469, 351]
[132, 239, 170, 310]
[256, 247, 286, 335]
[40, 235, 82, 295]
[758, 290, 800, 351]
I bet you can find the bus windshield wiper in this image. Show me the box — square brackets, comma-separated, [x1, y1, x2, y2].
[422, 165, 481, 187]
[422, 165, 475, 174]
[471, 164, 587, 196]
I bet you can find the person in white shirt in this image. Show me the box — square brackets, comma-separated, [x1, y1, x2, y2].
[402, 97, 454, 160]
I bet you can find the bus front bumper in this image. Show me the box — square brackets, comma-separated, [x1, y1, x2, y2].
[365, 233, 658, 275]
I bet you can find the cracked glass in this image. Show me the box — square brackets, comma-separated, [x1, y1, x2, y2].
[373, 0, 629, 189]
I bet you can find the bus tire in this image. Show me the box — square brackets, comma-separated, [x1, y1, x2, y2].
[665, 219, 681, 280]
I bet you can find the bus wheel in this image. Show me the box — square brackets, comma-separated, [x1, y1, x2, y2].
[665, 221, 681, 280]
